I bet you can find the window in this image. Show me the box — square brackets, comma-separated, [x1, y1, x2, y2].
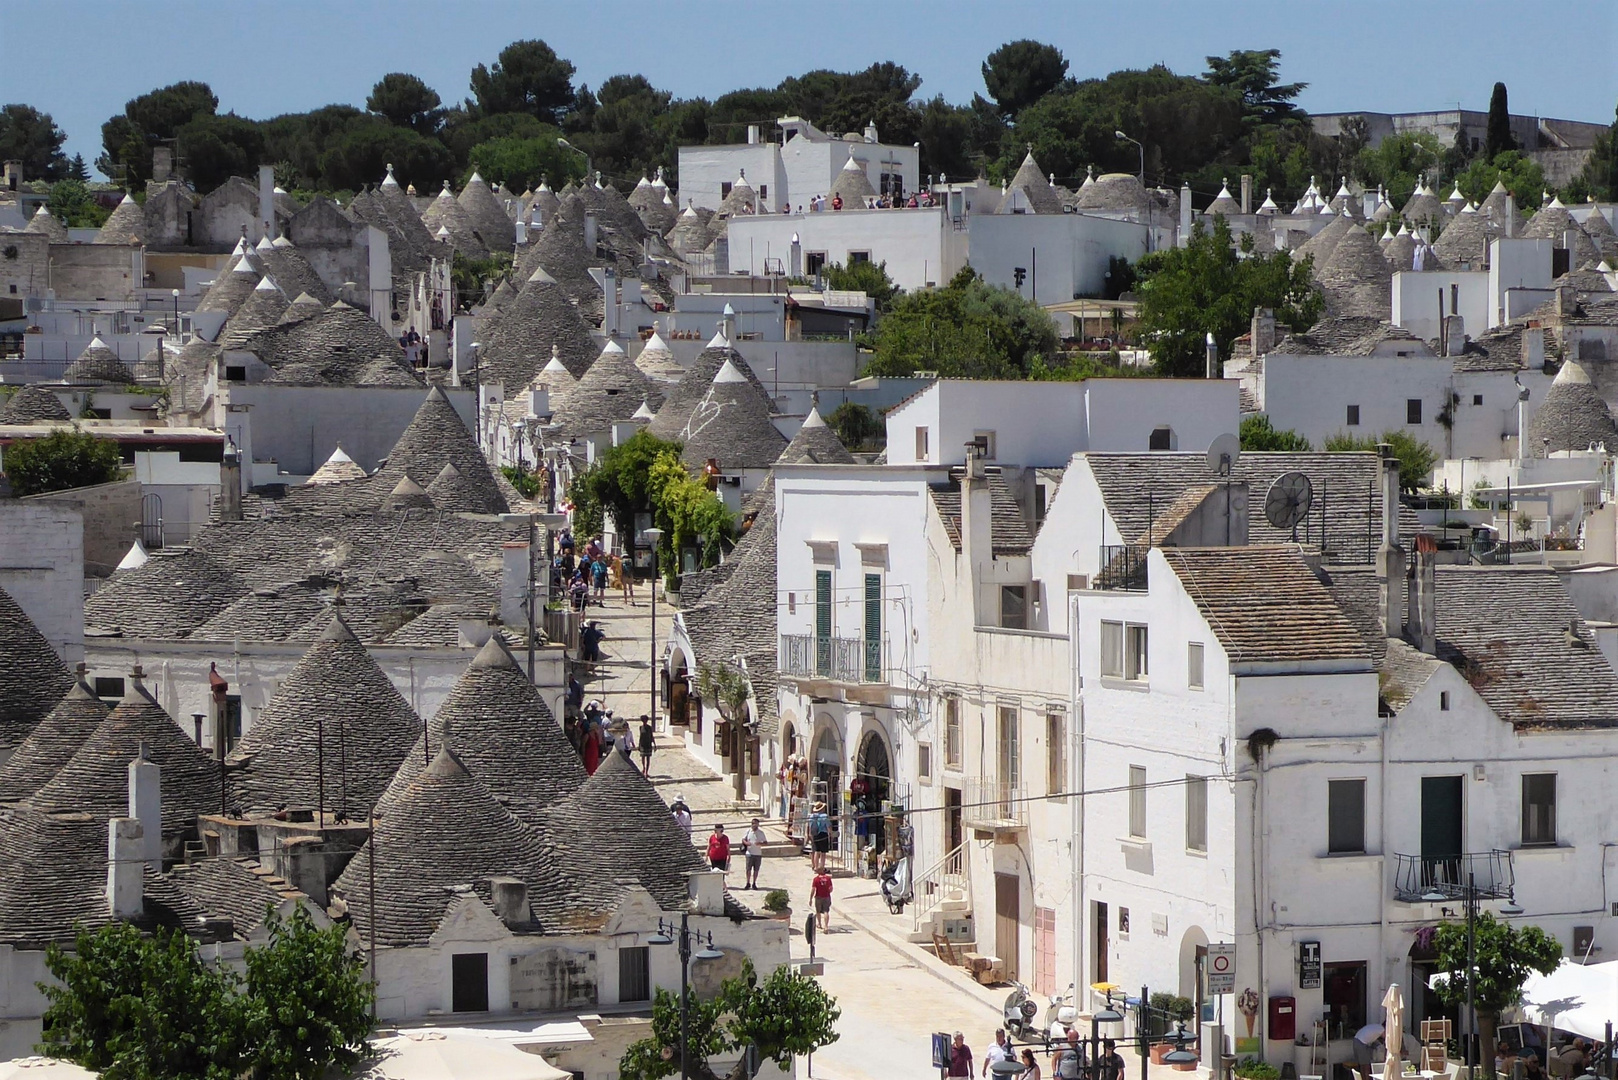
[914, 426, 929, 460]
[224, 365, 247, 382]
[1148, 425, 1176, 450]
[972, 430, 997, 460]
[1186, 775, 1208, 852]
[814, 569, 832, 676]
[1407, 398, 1423, 424]
[918, 743, 932, 781]
[1187, 643, 1205, 690]
[1323, 961, 1368, 1036]
[1473, 394, 1484, 406]
[805, 251, 827, 276]
[944, 696, 961, 768]
[1346, 404, 1361, 427]
[1000, 585, 1027, 630]
[854, 573, 880, 681]
[998, 706, 1020, 787]
[1046, 711, 1066, 797]
[848, 250, 871, 264]
[1128, 765, 1146, 838]
[1118, 906, 1131, 937]
[93, 676, 125, 702]
[1440, 691, 1450, 711]
[721, 181, 733, 198]
[619, 946, 650, 1003]
[1522, 773, 1556, 846]
[1126, 624, 1149, 681]
[1101, 621, 1124, 678]
[1328, 778, 1367, 854]
[451, 952, 489, 1012]
[757, 184, 768, 204]
[1034, 483, 1048, 523]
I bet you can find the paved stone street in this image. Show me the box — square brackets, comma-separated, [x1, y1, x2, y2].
[567, 586, 673, 723]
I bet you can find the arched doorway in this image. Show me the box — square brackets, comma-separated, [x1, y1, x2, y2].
[810, 717, 843, 794]
[1179, 925, 1210, 1024]
[854, 728, 893, 857]
[666, 645, 692, 728]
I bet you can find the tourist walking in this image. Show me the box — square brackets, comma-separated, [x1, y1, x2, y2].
[637, 715, 655, 774]
[810, 867, 833, 931]
[671, 796, 693, 837]
[707, 823, 731, 877]
[947, 1033, 972, 1078]
[808, 800, 831, 871]
[741, 818, 767, 889]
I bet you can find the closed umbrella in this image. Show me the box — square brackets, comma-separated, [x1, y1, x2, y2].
[357, 1032, 572, 1080]
[1383, 984, 1406, 1079]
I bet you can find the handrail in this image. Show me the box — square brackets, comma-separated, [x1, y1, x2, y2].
[911, 840, 968, 931]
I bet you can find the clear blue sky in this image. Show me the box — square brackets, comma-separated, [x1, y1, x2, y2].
[6, 0, 1615, 179]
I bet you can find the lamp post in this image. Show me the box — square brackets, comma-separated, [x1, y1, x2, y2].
[1093, 993, 1125, 1074]
[1424, 875, 1523, 1071]
[557, 138, 591, 183]
[647, 912, 723, 1080]
[1115, 130, 1144, 183]
[644, 526, 664, 722]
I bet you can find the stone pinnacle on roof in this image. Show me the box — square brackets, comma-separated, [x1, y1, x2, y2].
[306, 444, 367, 485]
[781, 404, 855, 465]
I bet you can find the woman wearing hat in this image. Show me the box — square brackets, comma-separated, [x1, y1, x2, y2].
[808, 800, 831, 871]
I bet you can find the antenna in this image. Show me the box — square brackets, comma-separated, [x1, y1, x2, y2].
[1265, 471, 1315, 538]
[1206, 433, 1241, 477]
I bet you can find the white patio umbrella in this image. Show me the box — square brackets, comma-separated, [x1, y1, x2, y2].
[1516, 958, 1618, 1042]
[0, 1059, 98, 1080]
[1382, 983, 1406, 1079]
[357, 1032, 572, 1080]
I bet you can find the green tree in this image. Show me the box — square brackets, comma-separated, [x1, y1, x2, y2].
[1432, 913, 1560, 1077]
[47, 179, 111, 228]
[241, 906, 372, 1080]
[0, 103, 70, 181]
[821, 259, 898, 311]
[1354, 131, 1441, 202]
[1134, 217, 1323, 377]
[1484, 82, 1516, 162]
[40, 922, 246, 1080]
[99, 81, 219, 186]
[579, 429, 682, 541]
[561, 74, 679, 182]
[466, 131, 582, 191]
[176, 112, 266, 191]
[619, 959, 840, 1080]
[1573, 104, 1618, 202]
[1240, 414, 1311, 451]
[1454, 149, 1545, 210]
[316, 118, 454, 192]
[469, 40, 577, 124]
[981, 40, 1069, 121]
[367, 73, 443, 134]
[826, 402, 882, 451]
[648, 449, 735, 574]
[1204, 49, 1307, 128]
[861, 266, 1059, 379]
[4, 428, 125, 496]
[67, 153, 90, 182]
[1322, 430, 1436, 493]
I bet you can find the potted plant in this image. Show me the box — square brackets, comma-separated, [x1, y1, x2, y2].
[762, 889, 791, 921]
[1234, 1059, 1279, 1080]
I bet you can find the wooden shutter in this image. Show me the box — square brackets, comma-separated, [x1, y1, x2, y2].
[863, 574, 881, 681]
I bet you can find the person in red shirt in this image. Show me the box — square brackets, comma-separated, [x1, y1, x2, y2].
[707, 824, 731, 878]
[811, 868, 834, 931]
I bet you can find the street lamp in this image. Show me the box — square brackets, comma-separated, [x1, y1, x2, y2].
[1163, 1024, 1199, 1066]
[1425, 874, 1520, 1072]
[557, 138, 591, 183]
[1115, 130, 1144, 183]
[647, 912, 723, 1080]
[1092, 992, 1125, 1071]
[644, 526, 664, 722]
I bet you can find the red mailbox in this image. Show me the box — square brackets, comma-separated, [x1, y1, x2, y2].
[1268, 995, 1296, 1041]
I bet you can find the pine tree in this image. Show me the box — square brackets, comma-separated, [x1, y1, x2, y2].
[67, 153, 89, 182]
[1484, 82, 1516, 161]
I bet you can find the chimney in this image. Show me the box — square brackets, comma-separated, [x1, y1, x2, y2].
[721, 303, 737, 342]
[1251, 307, 1277, 357]
[282, 835, 329, 905]
[489, 877, 529, 926]
[1522, 326, 1546, 369]
[789, 233, 802, 277]
[1376, 444, 1405, 638]
[3, 160, 21, 191]
[500, 539, 530, 625]
[602, 267, 619, 337]
[1406, 548, 1438, 654]
[128, 744, 161, 870]
[1179, 183, 1193, 245]
[1556, 285, 1576, 318]
[747, 124, 760, 145]
[1239, 174, 1253, 215]
[107, 818, 144, 918]
[583, 211, 598, 256]
[1441, 314, 1466, 357]
[1504, 194, 1516, 238]
[219, 441, 242, 521]
[687, 869, 725, 915]
[152, 147, 173, 184]
[1205, 332, 1219, 379]
[961, 440, 993, 625]
[257, 164, 275, 243]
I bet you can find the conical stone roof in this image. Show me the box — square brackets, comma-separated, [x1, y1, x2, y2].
[61, 335, 134, 385]
[647, 341, 771, 440]
[528, 179, 560, 224]
[1384, 229, 1419, 272]
[1318, 224, 1394, 319]
[226, 615, 422, 816]
[0, 674, 109, 801]
[665, 204, 712, 256]
[27, 671, 220, 838]
[197, 256, 261, 317]
[335, 747, 572, 945]
[1, 384, 70, 423]
[95, 194, 144, 245]
[679, 358, 788, 470]
[383, 475, 433, 511]
[1400, 187, 1445, 225]
[371, 387, 509, 514]
[1433, 206, 1493, 267]
[423, 461, 492, 513]
[0, 586, 73, 755]
[828, 151, 876, 207]
[421, 182, 489, 259]
[477, 268, 598, 386]
[1525, 201, 1603, 268]
[1527, 360, 1616, 455]
[1074, 172, 1147, 212]
[379, 636, 585, 825]
[276, 291, 326, 326]
[634, 331, 684, 382]
[1294, 210, 1356, 268]
[780, 405, 855, 464]
[24, 205, 66, 241]
[457, 171, 515, 253]
[256, 240, 334, 304]
[1478, 180, 1525, 235]
[0, 807, 121, 947]
[549, 339, 664, 438]
[1205, 180, 1242, 218]
[218, 276, 289, 348]
[717, 171, 758, 218]
[1580, 207, 1618, 262]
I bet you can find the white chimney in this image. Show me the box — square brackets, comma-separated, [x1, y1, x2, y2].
[961, 441, 993, 626]
[583, 211, 598, 255]
[258, 164, 276, 242]
[489, 877, 529, 926]
[107, 818, 145, 918]
[1406, 550, 1437, 654]
[1376, 445, 1404, 638]
[220, 441, 243, 521]
[1205, 332, 1218, 379]
[1239, 174, 1253, 215]
[1179, 183, 1193, 246]
[1504, 194, 1516, 238]
[687, 869, 725, 915]
[128, 745, 162, 870]
[501, 539, 530, 625]
[790, 233, 802, 278]
[747, 124, 760, 145]
[602, 267, 619, 337]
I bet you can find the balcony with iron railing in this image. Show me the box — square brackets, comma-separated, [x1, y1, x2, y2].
[1393, 850, 1515, 903]
[960, 777, 1028, 831]
[1096, 544, 1149, 591]
[779, 633, 885, 684]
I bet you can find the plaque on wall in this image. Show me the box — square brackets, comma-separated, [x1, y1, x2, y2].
[1299, 940, 1322, 989]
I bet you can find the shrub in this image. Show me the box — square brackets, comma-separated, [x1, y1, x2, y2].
[1235, 1058, 1280, 1080]
[3, 427, 124, 496]
[762, 889, 790, 913]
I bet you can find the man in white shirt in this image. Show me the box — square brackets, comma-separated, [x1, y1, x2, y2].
[671, 796, 693, 838]
[982, 1029, 1011, 1077]
[741, 818, 768, 890]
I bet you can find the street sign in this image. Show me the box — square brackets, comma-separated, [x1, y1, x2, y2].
[1207, 942, 1236, 994]
[1299, 940, 1321, 989]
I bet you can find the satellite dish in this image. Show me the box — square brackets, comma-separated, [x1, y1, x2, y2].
[1265, 471, 1315, 534]
[1206, 433, 1241, 477]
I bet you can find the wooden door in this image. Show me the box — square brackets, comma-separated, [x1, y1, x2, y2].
[1421, 775, 1464, 886]
[1095, 901, 1109, 984]
[944, 787, 963, 852]
[995, 873, 1020, 981]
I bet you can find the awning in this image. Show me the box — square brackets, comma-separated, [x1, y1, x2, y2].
[356, 1032, 572, 1080]
[1513, 959, 1618, 1041]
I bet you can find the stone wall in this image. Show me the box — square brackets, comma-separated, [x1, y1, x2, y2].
[0, 231, 48, 300]
[27, 479, 141, 577]
[48, 243, 143, 301]
[0, 500, 85, 664]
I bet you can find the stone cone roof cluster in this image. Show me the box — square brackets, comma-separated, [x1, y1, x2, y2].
[1, 385, 71, 424]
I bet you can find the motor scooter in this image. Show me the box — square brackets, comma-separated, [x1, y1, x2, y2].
[1004, 982, 1040, 1042]
[1044, 983, 1079, 1043]
[880, 855, 911, 913]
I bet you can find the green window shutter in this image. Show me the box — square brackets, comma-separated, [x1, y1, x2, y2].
[815, 570, 832, 675]
[863, 574, 881, 682]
